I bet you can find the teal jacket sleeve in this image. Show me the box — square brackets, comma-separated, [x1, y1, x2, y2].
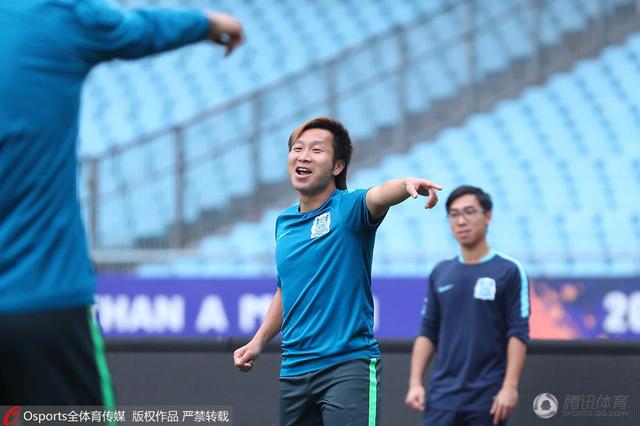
[69, 0, 210, 64]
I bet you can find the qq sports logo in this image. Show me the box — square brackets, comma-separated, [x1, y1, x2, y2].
[3, 406, 21, 426]
[533, 393, 559, 419]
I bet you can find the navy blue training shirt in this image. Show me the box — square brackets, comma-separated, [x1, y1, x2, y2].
[420, 250, 530, 411]
[275, 189, 383, 376]
[0, 0, 210, 314]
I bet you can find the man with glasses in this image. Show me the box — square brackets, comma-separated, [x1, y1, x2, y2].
[405, 185, 530, 426]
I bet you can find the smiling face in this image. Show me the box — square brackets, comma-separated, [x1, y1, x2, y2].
[287, 128, 345, 197]
[447, 194, 492, 248]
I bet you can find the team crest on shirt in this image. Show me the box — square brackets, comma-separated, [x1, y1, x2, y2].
[474, 277, 496, 301]
[311, 212, 331, 239]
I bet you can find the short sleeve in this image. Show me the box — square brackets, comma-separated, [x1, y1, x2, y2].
[70, 0, 210, 64]
[419, 272, 440, 345]
[504, 262, 530, 344]
[340, 189, 385, 234]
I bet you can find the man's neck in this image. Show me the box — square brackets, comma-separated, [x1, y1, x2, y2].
[299, 184, 337, 212]
[460, 240, 491, 264]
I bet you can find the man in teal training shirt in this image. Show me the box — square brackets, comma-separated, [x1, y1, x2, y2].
[0, 0, 243, 406]
[233, 116, 443, 426]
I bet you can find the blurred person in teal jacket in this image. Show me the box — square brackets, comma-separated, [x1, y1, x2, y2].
[0, 0, 243, 406]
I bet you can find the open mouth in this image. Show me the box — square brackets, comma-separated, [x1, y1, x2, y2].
[295, 167, 312, 176]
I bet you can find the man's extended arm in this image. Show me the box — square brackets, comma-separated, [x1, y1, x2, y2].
[71, 0, 243, 63]
[365, 177, 442, 220]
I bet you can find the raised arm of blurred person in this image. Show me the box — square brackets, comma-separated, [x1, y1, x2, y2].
[67, 0, 243, 64]
[366, 178, 442, 220]
[233, 288, 283, 372]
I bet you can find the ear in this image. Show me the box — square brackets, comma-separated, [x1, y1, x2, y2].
[333, 160, 345, 176]
[484, 210, 492, 225]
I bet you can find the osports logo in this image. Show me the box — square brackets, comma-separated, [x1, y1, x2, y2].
[3, 406, 21, 426]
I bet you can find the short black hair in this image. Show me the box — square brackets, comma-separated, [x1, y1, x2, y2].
[288, 116, 353, 190]
[446, 185, 493, 212]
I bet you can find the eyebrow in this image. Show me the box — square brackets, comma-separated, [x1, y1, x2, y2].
[293, 140, 327, 146]
[448, 206, 479, 212]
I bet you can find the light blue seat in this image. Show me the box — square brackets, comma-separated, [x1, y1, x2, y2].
[549, 0, 588, 33]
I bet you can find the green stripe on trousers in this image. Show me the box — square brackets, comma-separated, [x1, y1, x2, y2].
[88, 307, 117, 422]
[368, 358, 378, 426]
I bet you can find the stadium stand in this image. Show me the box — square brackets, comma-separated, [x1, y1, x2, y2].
[81, 0, 454, 155]
[81, 0, 619, 155]
[79, 0, 640, 277]
[136, 33, 640, 277]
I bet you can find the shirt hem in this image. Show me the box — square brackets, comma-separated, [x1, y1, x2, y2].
[0, 291, 95, 315]
[280, 349, 381, 377]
